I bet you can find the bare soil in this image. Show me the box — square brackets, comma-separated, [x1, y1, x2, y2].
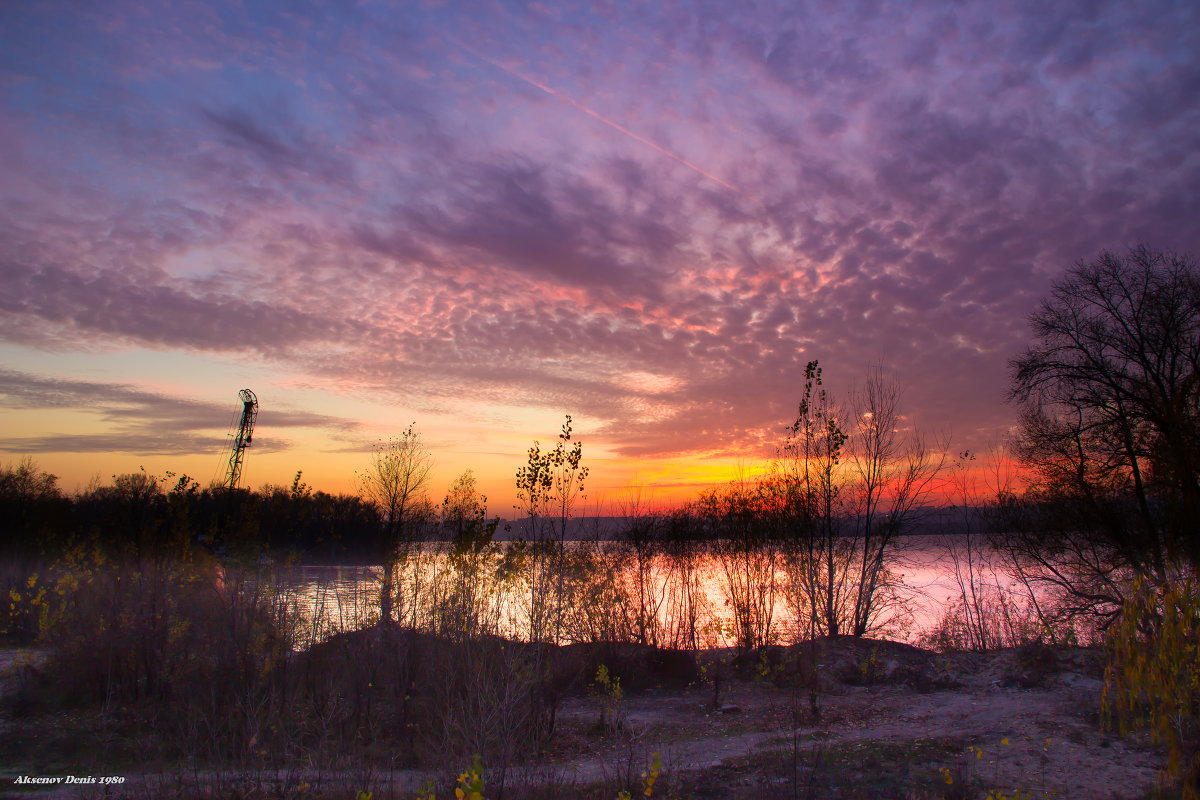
[0, 639, 1168, 799]
[537, 637, 1162, 799]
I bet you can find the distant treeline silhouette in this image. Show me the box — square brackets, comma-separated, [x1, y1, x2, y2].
[0, 461, 388, 564]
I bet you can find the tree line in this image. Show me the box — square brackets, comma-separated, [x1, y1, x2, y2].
[0, 462, 387, 565]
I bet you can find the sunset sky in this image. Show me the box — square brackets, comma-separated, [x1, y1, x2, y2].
[2, 1, 1198, 512]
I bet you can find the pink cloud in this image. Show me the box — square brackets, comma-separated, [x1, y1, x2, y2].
[1, 0, 1197, 482]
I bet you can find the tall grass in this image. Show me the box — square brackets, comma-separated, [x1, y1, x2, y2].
[14, 544, 301, 763]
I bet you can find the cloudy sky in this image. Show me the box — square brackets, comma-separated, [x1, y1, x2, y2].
[2, 0, 1198, 509]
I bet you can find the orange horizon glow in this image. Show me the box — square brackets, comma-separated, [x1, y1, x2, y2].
[13, 426, 1030, 520]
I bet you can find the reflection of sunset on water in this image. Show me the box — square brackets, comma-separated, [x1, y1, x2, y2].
[281, 536, 1057, 650]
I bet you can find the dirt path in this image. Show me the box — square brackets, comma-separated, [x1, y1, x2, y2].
[544, 676, 1160, 798]
[2, 642, 1166, 799]
[0, 648, 45, 696]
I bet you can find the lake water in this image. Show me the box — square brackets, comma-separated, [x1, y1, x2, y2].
[275, 535, 1038, 649]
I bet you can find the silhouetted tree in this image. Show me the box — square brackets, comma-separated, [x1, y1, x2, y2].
[1007, 244, 1200, 621]
[0, 457, 67, 555]
[845, 363, 943, 635]
[701, 477, 779, 651]
[774, 360, 849, 638]
[513, 415, 588, 643]
[615, 490, 666, 647]
[359, 423, 434, 625]
[434, 470, 500, 639]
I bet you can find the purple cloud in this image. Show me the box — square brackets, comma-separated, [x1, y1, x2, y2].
[1, 0, 1198, 477]
[0, 370, 359, 456]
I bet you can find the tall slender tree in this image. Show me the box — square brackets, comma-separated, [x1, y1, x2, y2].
[846, 363, 943, 635]
[359, 423, 433, 626]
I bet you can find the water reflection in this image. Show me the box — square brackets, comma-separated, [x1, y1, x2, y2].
[275, 536, 1039, 649]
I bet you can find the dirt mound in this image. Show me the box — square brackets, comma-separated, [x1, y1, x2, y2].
[960, 642, 1105, 690]
[552, 642, 700, 693]
[702, 637, 942, 691]
[701, 637, 1107, 695]
[300, 627, 700, 700]
[810, 635, 935, 687]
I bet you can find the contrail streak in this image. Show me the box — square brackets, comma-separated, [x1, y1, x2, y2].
[451, 39, 763, 207]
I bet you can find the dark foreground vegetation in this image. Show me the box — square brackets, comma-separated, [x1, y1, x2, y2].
[1, 246, 1197, 798]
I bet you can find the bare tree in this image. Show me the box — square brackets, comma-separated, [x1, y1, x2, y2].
[660, 507, 708, 651]
[1007, 245, 1200, 620]
[846, 363, 944, 636]
[434, 469, 501, 640]
[441, 468, 486, 541]
[702, 476, 780, 652]
[359, 423, 433, 626]
[938, 448, 1035, 650]
[513, 415, 588, 644]
[547, 416, 588, 646]
[775, 361, 850, 639]
[548, 415, 589, 548]
[510, 415, 588, 753]
[513, 430, 555, 643]
[616, 488, 667, 647]
[774, 361, 942, 640]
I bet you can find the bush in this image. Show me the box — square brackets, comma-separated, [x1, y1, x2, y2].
[15, 545, 299, 762]
[1104, 573, 1200, 798]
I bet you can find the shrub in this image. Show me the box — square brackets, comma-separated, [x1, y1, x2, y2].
[1104, 573, 1200, 798]
[17, 545, 299, 762]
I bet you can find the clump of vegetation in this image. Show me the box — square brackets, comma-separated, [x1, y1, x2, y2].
[13, 542, 300, 763]
[855, 645, 885, 686]
[450, 756, 487, 800]
[616, 753, 661, 800]
[593, 663, 624, 733]
[1104, 574, 1200, 798]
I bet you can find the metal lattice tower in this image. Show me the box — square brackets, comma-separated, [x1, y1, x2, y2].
[225, 389, 258, 490]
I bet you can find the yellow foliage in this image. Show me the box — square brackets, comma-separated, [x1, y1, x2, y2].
[594, 663, 625, 731]
[1104, 573, 1200, 798]
[454, 755, 485, 800]
[617, 753, 662, 800]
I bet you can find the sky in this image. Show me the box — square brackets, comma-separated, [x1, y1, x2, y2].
[1, 0, 1198, 512]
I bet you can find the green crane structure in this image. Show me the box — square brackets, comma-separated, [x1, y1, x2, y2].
[225, 389, 258, 490]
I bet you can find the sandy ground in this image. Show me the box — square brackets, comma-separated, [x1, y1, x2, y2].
[0, 649, 45, 688]
[541, 639, 1162, 798]
[0, 639, 1167, 799]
